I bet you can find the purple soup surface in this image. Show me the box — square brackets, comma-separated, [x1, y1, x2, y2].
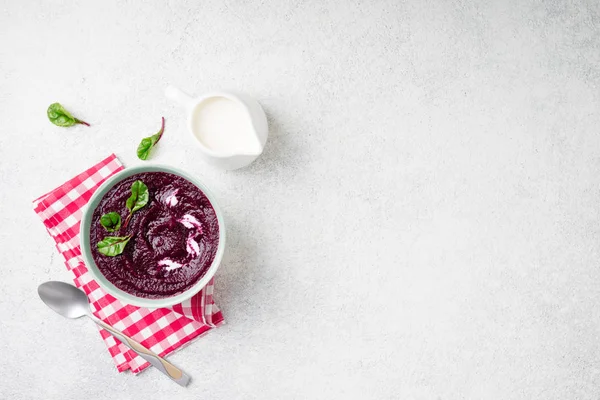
[90, 172, 219, 299]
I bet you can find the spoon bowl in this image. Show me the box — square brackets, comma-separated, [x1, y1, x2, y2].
[38, 281, 90, 319]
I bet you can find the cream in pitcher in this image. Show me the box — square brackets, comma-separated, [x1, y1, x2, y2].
[166, 85, 269, 170]
[191, 96, 262, 154]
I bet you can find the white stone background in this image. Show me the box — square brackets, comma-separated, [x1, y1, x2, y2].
[1, 0, 599, 399]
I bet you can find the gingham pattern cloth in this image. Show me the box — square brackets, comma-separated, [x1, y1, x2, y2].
[33, 154, 224, 373]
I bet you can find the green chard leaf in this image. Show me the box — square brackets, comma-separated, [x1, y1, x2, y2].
[137, 117, 165, 160]
[126, 180, 149, 213]
[47, 103, 90, 127]
[122, 180, 149, 229]
[97, 235, 131, 257]
[100, 212, 121, 232]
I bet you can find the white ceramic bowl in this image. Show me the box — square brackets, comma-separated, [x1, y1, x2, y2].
[80, 165, 226, 308]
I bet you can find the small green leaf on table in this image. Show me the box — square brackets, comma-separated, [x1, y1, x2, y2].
[137, 117, 165, 160]
[47, 103, 90, 127]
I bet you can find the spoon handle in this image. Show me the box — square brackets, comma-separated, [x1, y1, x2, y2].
[91, 316, 190, 386]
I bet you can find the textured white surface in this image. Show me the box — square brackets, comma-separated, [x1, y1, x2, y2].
[1, 1, 599, 398]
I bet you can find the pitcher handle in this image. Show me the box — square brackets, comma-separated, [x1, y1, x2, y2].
[165, 85, 195, 110]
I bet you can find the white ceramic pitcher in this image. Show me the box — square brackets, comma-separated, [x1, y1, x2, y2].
[165, 85, 269, 170]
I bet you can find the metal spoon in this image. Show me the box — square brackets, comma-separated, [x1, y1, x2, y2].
[38, 281, 190, 386]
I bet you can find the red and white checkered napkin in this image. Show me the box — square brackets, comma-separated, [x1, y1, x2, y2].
[33, 154, 224, 374]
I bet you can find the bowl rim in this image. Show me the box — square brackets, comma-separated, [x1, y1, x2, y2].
[80, 164, 226, 308]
